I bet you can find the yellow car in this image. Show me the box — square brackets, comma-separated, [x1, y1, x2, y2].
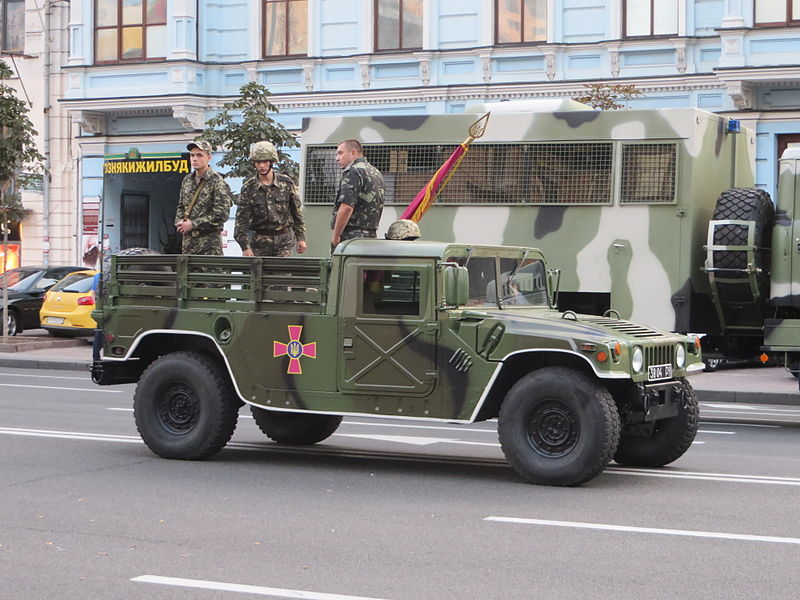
[40, 270, 99, 337]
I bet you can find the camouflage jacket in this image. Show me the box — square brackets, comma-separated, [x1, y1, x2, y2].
[174, 167, 232, 234]
[331, 157, 386, 231]
[234, 172, 306, 250]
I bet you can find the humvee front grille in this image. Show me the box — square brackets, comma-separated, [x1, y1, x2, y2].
[645, 344, 674, 367]
[580, 317, 665, 338]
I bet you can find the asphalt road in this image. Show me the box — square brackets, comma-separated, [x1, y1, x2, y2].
[1, 367, 799, 599]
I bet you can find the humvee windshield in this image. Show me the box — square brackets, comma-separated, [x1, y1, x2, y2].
[450, 251, 549, 308]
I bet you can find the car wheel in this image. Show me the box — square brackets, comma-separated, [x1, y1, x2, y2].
[703, 357, 724, 372]
[134, 351, 239, 460]
[250, 407, 342, 444]
[614, 379, 699, 468]
[497, 367, 620, 486]
[6, 309, 19, 336]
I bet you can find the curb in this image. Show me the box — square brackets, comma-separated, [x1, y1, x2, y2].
[693, 389, 798, 406]
[0, 358, 91, 371]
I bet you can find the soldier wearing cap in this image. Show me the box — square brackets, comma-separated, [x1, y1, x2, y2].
[331, 138, 385, 251]
[175, 140, 233, 255]
[234, 141, 306, 257]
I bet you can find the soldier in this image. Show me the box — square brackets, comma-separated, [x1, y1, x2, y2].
[385, 219, 421, 241]
[331, 138, 385, 250]
[175, 140, 233, 255]
[234, 141, 306, 257]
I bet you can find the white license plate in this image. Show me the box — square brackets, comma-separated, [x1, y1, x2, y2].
[648, 363, 672, 380]
[45, 317, 64, 324]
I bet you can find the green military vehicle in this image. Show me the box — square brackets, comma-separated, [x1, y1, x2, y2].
[296, 104, 800, 381]
[93, 239, 703, 486]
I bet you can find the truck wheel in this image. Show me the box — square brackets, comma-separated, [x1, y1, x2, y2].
[711, 188, 773, 283]
[250, 407, 342, 444]
[497, 367, 620, 486]
[614, 379, 699, 468]
[6, 309, 19, 336]
[134, 351, 239, 459]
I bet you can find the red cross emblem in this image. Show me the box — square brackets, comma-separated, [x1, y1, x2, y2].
[273, 325, 317, 374]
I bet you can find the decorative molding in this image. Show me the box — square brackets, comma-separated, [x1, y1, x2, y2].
[725, 81, 755, 110]
[302, 62, 315, 91]
[480, 54, 492, 83]
[76, 111, 106, 135]
[359, 60, 370, 89]
[544, 50, 556, 81]
[172, 106, 206, 130]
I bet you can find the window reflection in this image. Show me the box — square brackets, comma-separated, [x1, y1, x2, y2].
[94, 0, 166, 62]
[264, 0, 307, 57]
[376, 0, 422, 51]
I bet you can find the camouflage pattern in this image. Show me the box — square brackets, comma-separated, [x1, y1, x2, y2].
[175, 167, 232, 255]
[234, 172, 305, 257]
[300, 106, 756, 337]
[330, 157, 386, 234]
[250, 141, 279, 162]
[385, 219, 421, 240]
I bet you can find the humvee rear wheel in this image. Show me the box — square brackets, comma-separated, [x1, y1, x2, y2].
[250, 407, 342, 445]
[498, 367, 620, 486]
[134, 351, 239, 459]
[614, 379, 699, 468]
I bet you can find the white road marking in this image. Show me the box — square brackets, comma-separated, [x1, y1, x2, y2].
[701, 421, 780, 428]
[0, 373, 90, 381]
[696, 430, 734, 435]
[484, 516, 800, 545]
[0, 383, 123, 393]
[132, 575, 390, 599]
[1, 426, 796, 486]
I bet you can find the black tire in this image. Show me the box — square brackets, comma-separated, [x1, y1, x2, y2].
[702, 357, 724, 372]
[134, 351, 239, 459]
[614, 379, 699, 468]
[711, 188, 774, 301]
[497, 367, 620, 486]
[250, 407, 342, 445]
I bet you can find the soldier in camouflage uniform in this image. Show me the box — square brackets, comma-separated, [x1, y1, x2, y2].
[331, 138, 385, 250]
[175, 140, 233, 255]
[234, 141, 306, 257]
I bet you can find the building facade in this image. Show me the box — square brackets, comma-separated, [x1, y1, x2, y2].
[5, 0, 800, 263]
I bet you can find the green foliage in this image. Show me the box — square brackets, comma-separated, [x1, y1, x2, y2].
[200, 82, 299, 181]
[0, 58, 44, 224]
[573, 83, 643, 110]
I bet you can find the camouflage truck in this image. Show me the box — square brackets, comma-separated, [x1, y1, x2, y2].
[92, 240, 703, 486]
[297, 103, 799, 374]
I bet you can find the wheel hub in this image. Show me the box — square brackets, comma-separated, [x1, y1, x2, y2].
[527, 399, 579, 457]
[158, 384, 200, 434]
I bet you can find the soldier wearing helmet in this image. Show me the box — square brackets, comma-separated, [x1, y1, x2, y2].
[175, 139, 233, 255]
[234, 141, 307, 257]
[385, 219, 421, 241]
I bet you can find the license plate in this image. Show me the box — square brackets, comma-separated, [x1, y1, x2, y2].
[648, 363, 672, 380]
[45, 317, 64, 324]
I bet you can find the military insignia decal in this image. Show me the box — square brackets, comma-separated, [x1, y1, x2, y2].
[273, 325, 317, 374]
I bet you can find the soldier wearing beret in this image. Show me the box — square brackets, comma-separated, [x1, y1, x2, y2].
[331, 138, 385, 251]
[175, 140, 233, 255]
[234, 141, 306, 257]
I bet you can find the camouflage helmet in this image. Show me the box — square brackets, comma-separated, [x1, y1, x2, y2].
[385, 219, 421, 240]
[250, 141, 279, 162]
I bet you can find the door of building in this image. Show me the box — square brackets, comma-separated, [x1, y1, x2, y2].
[121, 193, 149, 249]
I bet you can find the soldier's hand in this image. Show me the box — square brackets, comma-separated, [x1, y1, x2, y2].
[176, 219, 193, 235]
[242, 248, 254, 257]
[296, 240, 307, 254]
[331, 233, 341, 247]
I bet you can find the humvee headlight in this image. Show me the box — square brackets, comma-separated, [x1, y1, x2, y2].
[631, 346, 644, 373]
[675, 343, 686, 368]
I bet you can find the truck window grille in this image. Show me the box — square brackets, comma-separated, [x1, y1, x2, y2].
[580, 317, 665, 338]
[645, 344, 674, 367]
[619, 143, 677, 204]
[304, 142, 614, 206]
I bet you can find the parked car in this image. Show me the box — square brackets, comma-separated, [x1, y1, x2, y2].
[40, 270, 99, 337]
[0, 265, 87, 335]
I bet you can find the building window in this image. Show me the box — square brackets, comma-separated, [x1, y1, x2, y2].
[495, 0, 546, 44]
[755, 0, 800, 25]
[623, 0, 678, 37]
[375, 0, 422, 51]
[264, 0, 307, 57]
[1, 0, 24, 54]
[94, 0, 167, 63]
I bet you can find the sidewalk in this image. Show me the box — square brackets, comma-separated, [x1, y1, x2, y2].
[0, 332, 797, 404]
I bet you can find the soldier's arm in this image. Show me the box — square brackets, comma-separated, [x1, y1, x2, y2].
[288, 181, 306, 242]
[233, 190, 253, 252]
[192, 179, 233, 232]
[175, 179, 188, 226]
[337, 168, 359, 208]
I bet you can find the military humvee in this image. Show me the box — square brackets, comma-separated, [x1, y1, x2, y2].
[93, 240, 702, 486]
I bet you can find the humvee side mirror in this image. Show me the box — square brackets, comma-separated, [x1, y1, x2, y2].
[444, 265, 469, 306]
[547, 268, 561, 307]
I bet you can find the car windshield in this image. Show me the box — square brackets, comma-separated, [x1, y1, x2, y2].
[52, 273, 94, 293]
[451, 252, 549, 308]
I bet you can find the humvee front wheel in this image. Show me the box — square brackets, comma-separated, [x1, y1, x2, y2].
[250, 407, 342, 445]
[134, 351, 239, 459]
[498, 367, 620, 486]
[614, 379, 699, 468]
